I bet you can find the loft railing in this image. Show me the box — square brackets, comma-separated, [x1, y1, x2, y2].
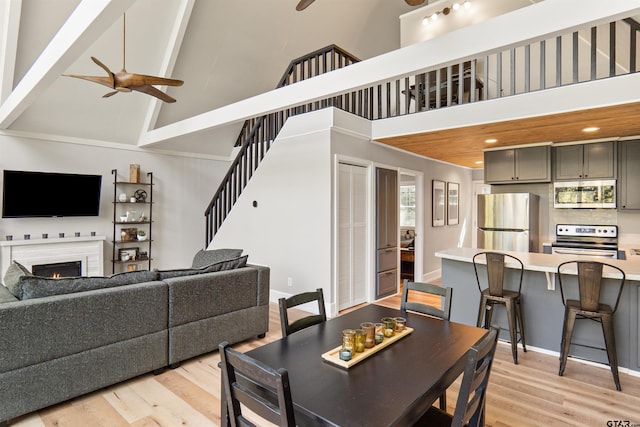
[205, 16, 640, 247]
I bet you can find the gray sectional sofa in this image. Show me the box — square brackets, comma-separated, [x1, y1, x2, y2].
[0, 249, 269, 426]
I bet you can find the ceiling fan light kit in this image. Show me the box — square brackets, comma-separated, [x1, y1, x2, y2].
[63, 14, 183, 103]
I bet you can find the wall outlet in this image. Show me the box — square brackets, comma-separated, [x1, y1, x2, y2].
[287, 277, 293, 287]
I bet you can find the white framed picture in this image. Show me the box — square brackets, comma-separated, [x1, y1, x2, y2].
[432, 180, 445, 227]
[447, 182, 459, 225]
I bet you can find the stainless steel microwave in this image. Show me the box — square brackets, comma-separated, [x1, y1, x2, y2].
[553, 180, 616, 208]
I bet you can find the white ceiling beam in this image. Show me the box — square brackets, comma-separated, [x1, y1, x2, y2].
[139, 0, 195, 137]
[0, 0, 22, 103]
[0, 0, 136, 129]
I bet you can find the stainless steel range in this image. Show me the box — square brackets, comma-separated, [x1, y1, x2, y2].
[551, 224, 619, 259]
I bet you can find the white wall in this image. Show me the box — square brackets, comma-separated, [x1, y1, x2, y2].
[210, 108, 473, 314]
[0, 133, 226, 273]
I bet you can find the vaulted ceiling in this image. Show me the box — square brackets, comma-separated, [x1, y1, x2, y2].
[0, 0, 417, 158]
[3, 1, 639, 170]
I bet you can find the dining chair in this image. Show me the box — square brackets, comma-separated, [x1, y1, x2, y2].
[473, 251, 526, 364]
[557, 260, 626, 391]
[401, 279, 452, 320]
[278, 288, 327, 337]
[413, 324, 500, 427]
[401, 279, 453, 410]
[219, 341, 296, 427]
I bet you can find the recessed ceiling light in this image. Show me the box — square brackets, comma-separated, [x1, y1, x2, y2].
[582, 126, 600, 133]
[484, 138, 497, 143]
[475, 160, 484, 165]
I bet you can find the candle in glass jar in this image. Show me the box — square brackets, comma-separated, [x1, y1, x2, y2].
[360, 322, 376, 348]
[354, 329, 366, 353]
[394, 317, 407, 332]
[339, 348, 352, 361]
[381, 317, 396, 337]
[342, 329, 356, 353]
[374, 322, 384, 344]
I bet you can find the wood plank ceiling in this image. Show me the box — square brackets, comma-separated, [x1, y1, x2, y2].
[377, 102, 640, 169]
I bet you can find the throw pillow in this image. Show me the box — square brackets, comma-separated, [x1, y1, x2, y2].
[0, 284, 19, 303]
[158, 254, 249, 280]
[191, 248, 243, 268]
[19, 269, 160, 300]
[20, 276, 113, 300]
[3, 261, 32, 298]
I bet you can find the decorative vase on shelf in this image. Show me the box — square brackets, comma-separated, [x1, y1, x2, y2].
[137, 231, 147, 241]
[118, 193, 127, 202]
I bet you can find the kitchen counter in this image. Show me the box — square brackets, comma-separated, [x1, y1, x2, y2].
[436, 247, 640, 281]
[437, 247, 640, 374]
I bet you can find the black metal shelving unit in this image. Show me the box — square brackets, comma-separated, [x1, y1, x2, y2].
[111, 169, 153, 274]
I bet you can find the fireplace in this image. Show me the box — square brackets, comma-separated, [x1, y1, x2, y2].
[1, 236, 105, 284]
[32, 261, 82, 278]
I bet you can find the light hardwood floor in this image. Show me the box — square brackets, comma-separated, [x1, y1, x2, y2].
[11, 294, 640, 427]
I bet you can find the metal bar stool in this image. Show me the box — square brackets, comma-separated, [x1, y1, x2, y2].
[473, 251, 526, 364]
[557, 260, 626, 391]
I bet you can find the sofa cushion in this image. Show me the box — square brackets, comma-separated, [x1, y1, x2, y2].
[19, 269, 159, 300]
[159, 255, 249, 280]
[3, 261, 32, 298]
[191, 248, 243, 268]
[0, 284, 18, 303]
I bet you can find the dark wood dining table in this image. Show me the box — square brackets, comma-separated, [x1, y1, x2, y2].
[238, 304, 487, 427]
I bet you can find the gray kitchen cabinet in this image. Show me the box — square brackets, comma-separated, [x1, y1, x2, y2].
[554, 141, 616, 180]
[376, 167, 398, 299]
[618, 139, 640, 210]
[633, 283, 640, 369]
[484, 145, 550, 184]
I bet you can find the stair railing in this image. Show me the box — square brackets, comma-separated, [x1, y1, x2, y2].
[205, 45, 361, 245]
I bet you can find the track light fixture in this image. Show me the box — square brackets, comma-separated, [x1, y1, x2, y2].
[422, 0, 472, 26]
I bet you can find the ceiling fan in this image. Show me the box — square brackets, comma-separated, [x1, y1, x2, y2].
[296, 0, 426, 11]
[64, 14, 183, 103]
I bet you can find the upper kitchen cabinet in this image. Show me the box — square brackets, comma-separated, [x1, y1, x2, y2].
[618, 139, 640, 210]
[484, 145, 551, 184]
[553, 141, 616, 181]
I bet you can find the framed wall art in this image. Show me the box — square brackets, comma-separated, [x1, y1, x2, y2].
[432, 180, 446, 227]
[447, 182, 459, 225]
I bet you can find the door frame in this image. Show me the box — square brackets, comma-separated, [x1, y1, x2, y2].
[399, 168, 424, 282]
[333, 155, 372, 317]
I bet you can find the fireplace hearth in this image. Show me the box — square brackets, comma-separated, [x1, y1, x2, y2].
[32, 261, 82, 278]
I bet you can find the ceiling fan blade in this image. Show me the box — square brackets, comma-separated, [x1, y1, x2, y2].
[90, 57, 115, 88]
[405, 0, 426, 5]
[114, 71, 183, 88]
[296, 0, 315, 11]
[102, 91, 119, 98]
[133, 74, 184, 87]
[62, 74, 115, 89]
[131, 85, 176, 103]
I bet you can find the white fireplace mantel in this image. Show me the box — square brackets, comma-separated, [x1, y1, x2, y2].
[1, 236, 106, 283]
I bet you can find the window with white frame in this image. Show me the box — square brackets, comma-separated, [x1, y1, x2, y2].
[400, 185, 416, 227]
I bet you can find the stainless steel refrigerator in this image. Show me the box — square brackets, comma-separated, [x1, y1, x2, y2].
[477, 193, 540, 252]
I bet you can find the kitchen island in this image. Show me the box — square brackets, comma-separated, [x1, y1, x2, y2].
[436, 247, 640, 374]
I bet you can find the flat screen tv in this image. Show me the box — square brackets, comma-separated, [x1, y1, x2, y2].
[2, 170, 102, 218]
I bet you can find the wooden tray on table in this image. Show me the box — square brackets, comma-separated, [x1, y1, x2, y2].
[321, 327, 413, 369]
